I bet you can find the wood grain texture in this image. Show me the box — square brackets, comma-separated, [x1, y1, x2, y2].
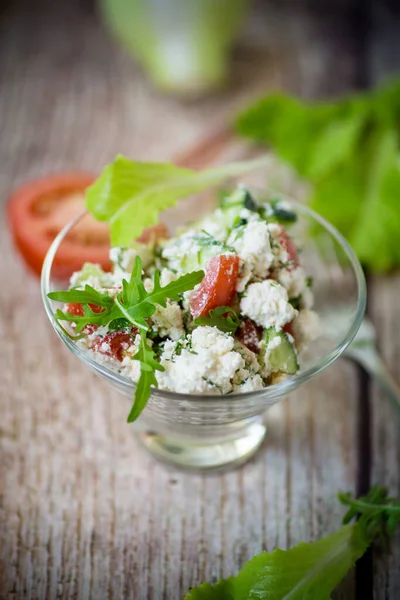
[0, 0, 395, 598]
[369, 277, 400, 600]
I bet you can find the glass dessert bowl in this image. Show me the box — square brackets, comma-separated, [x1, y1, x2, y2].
[41, 190, 366, 471]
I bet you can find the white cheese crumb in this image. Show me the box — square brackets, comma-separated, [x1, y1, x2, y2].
[69, 264, 114, 290]
[160, 268, 178, 287]
[240, 280, 297, 330]
[151, 300, 184, 341]
[276, 266, 308, 299]
[267, 223, 290, 265]
[156, 326, 261, 395]
[292, 309, 320, 346]
[228, 221, 274, 290]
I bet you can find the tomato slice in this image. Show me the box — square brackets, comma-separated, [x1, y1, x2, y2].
[237, 318, 262, 353]
[276, 225, 299, 269]
[189, 254, 240, 319]
[6, 172, 111, 279]
[7, 173, 170, 280]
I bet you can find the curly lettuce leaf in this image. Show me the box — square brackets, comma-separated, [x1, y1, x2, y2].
[85, 155, 268, 246]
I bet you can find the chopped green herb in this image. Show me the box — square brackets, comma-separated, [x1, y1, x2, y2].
[194, 230, 234, 253]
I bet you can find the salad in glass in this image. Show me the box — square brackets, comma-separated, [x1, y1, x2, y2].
[49, 170, 319, 420]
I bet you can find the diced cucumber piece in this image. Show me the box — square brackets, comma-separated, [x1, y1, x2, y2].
[179, 244, 221, 273]
[263, 327, 299, 375]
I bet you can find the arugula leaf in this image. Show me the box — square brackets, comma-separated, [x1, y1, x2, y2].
[48, 285, 114, 308]
[194, 306, 240, 334]
[184, 486, 400, 600]
[128, 329, 164, 422]
[49, 257, 204, 419]
[86, 155, 268, 246]
[235, 79, 400, 272]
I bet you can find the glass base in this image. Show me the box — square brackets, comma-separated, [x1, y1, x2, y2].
[136, 418, 266, 472]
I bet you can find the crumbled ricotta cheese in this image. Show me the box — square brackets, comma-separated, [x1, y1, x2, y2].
[228, 221, 274, 290]
[267, 223, 290, 265]
[276, 266, 308, 299]
[110, 245, 153, 284]
[150, 300, 184, 341]
[300, 286, 314, 309]
[292, 309, 320, 346]
[156, 326, 261, 394]
[70, 263, 114, 290]
[240, 280, 297, 329]
[233, 375, 264, 393]
[160, 268, 178, 287]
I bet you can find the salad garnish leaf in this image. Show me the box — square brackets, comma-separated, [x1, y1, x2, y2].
[48, 257, 204, 419]
[85, 155, 268, 246]
[184, 486, 400, 599]
[235, 78, 400, 272]
[194, 306, 240, 334]
[128, 329, 164, 423]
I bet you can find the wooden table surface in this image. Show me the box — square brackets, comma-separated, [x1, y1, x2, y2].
[1, 1, 400, 598]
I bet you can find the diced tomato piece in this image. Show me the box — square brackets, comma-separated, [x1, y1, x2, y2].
[65, 302, 84, 317]
[237, 319, 263, 354]
[93, 329, 137, 362]
[276, 225, 299, 269]
[65, 302, 104, 334]
[189, 254, 240, 319]
[283, 321, 294, 336]
[65, 302, 104, 316]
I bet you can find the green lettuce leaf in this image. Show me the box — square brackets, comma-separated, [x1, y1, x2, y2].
[185, 486, 400, 600]
[235, 79, 400, 272]
[350, 129, 400, 271]
[185, 525, 366, 600]
[86, 155, 268, 247]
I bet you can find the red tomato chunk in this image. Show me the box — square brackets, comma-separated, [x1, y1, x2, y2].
[189, 254, 240, 319]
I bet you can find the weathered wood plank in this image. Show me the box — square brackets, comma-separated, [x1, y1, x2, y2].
[0, 0, 366, 598]
[369, 277, 400, 600]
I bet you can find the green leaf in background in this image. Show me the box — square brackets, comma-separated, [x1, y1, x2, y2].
[184, 486, 400, 599]
[235, 78, 400, 272]
[86, 155, 268, 247]
[350, 129, 400, 272]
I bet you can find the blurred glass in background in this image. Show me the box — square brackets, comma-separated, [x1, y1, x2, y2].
[100, 0, 249, 97]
